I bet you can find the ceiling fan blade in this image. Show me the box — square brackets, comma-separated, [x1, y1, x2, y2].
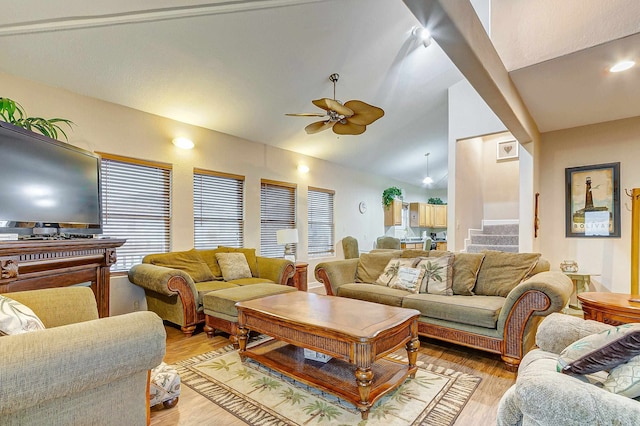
[343, 100, 385, 125]
[285, 112, 327, 117]
[312, 98, 354, 117]
[305, 120, 335, 134]
[332, 121, 366, 135]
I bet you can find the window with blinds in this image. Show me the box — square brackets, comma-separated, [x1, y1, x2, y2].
[260, 179, 296, 258]
[99, 153, 171, 272]
[193, 169, 244, 249]
[308, 187, 335, 257]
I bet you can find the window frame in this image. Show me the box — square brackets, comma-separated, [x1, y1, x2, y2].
[307, 186, 335, 258]
[260, 179, 297, 258]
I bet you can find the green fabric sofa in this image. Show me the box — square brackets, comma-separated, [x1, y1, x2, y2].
[497, 313, 640, 425]
[315, 249, 573, 370]
[0, 286, 166, 426]
[128, 247, 295, 336]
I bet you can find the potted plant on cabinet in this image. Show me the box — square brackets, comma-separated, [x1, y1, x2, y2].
[382, 187, 403, 207]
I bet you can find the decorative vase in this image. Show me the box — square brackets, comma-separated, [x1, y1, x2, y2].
[560, 260, 578, 273]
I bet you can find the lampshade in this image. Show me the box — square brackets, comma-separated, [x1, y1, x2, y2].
[276, 229, 299, 245]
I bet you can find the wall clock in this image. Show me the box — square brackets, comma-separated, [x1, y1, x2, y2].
[358, 201, 367, 214]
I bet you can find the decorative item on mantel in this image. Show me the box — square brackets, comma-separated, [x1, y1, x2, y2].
[560, 260, 578, 273]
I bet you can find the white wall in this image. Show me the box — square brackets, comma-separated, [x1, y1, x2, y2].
[447, 79, 508, 250]
[539, 116, 640, 293]
[1, 71, 427, 314]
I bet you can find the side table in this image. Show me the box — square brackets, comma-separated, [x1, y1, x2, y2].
[287, 262, 308, 291]
[578, 292, 640, 325]
[563, 272, 592, 312]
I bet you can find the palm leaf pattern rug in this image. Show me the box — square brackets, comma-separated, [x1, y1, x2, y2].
[174, 341, 480, 426]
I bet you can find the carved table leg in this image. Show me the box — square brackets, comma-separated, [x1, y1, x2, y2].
[355, 367, 373, 420]
[237, 327, 249, 361]
[406, 336, 420, 378]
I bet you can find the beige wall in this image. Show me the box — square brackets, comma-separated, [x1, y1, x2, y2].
[539, 116, 640, 292]
[1, 71, 428, 314]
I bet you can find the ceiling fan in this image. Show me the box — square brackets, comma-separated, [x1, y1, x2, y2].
[286, 73, 384, 135]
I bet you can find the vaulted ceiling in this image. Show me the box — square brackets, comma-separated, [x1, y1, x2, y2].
[1, 0, 638, 189]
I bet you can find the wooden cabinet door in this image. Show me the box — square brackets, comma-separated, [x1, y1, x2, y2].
[384, 200, 403, 226]
[433, 205, 447, 228]
[418, 203, 427, 227]
[409, 203, 420, 227]
[423, 204, 434, 227]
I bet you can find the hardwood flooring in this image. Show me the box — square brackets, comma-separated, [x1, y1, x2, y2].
[150, 323, 516, 426]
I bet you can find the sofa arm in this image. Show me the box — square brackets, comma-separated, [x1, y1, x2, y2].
[535, 312, 612, 354]
[314, 259, 359, 295]
[0, 311, 166, 416]
[4, 287, 99, 328]
[129, 263, 198, 298]
[256, 257, 295, 285]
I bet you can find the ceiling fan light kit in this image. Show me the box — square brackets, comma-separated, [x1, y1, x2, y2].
[287, 73, 384, 136]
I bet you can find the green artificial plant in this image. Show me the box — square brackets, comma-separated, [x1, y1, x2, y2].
[382, 186, 403, 207]
[0, 97, 74, 141]
[428, 197, 445, 205]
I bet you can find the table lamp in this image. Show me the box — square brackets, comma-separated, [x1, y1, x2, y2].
[276, 228, 298, 262]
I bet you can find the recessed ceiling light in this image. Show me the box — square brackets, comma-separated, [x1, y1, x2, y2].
[609, 60, 635, 73]
[172, 137, 194, 149]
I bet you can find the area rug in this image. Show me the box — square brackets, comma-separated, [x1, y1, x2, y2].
[174, 343, 481, 426]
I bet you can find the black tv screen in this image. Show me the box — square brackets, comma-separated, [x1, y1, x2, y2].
[0, 121, 102, 235]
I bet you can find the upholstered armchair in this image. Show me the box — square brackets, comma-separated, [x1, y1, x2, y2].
[0, 287, 166, 425]
[128, 247, 295, 336]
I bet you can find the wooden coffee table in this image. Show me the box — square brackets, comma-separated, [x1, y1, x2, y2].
[236, 292, 420, 419]
[578, 292, 640, 325]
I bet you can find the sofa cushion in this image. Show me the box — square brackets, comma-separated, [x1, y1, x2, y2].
[0, 294, 46, 336]
[148, 249, 215, 283]
[195, 281, 239, 306]
[558, 323, 640, 375]
[603, 355, 640, 398]
[376, 258, 419, 286]
[216, 252, 252, 281]
[216, 247, 259, 277]
[451, 253, 485, 295]
[202, 283, 297, 318]
[356, 251, 402, 283]
[388, 267, 425, 293]
[401, 294, 505, 329]
[401, 249, 431, 259]
[416, 255, 453, 295]
[337, 283, 409, 307]
[227, 277, 276, 285]
[198, 248, 224, 279]
[474, 251, 541, 297]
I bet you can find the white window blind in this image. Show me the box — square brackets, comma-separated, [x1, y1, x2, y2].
[99, 153, 171, 272]
[308, 187, 335, 257]
[193, 169, 244, 249]
[260, 179, 296, 258]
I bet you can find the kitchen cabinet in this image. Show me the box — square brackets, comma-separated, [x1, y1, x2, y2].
[383, 199, 402, 226]
[409, 203, 446, 228]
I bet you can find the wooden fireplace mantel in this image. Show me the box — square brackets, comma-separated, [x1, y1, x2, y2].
[0, 238, 126, 317]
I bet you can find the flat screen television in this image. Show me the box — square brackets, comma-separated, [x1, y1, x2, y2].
[0, 121, 102, 237]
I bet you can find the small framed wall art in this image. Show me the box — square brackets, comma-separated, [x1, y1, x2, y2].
[496, 140, 519, 161]
[565, 162, 620, 238]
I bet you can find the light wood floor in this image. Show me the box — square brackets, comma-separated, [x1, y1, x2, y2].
[150, 323, 516, 426]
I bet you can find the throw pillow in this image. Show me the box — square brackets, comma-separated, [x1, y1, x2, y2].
[558, 324, 640, 375]
[603, 355, 640, 398]
[388, 267, 425, 293]
[356, 251, 402, 283]
[0, 295, 46, 336]
[450, 253, 485, 296]
[474, 251, 541, 297]
[197, 248, 224, 279]
[216, 247, 258, 277]
[215, 252, 253, 281]
[150, 249, 215, 283]
[416, 255, 454, 295]
[376, 258, 419, 286]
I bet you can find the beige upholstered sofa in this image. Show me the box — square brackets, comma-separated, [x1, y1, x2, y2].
[497, 313, 640, 425]
[315, 249, 573, 370]
[0, 286, 166, 425]
[128, 247, 295, 336]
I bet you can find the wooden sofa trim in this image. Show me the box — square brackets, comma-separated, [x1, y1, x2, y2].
[315, 268, 335, 296]
[280, 263, 296, 286]
[167, 275, 203, 337]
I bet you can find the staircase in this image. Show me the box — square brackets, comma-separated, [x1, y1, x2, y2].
[465, 221, 519, 253]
